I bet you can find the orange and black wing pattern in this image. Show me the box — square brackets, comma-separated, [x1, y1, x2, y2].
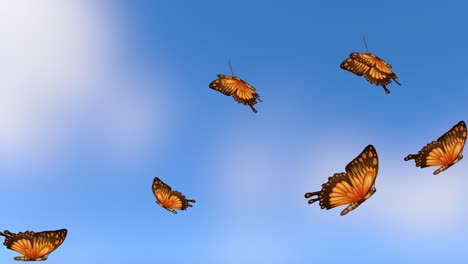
[305, 145, 379, 215]
[0, 229, 67, 261]
[209, 74, 262, 113]
[152, 177, 195, 214]
[341, 52, 400, 94]
[404, 121, 467, 175]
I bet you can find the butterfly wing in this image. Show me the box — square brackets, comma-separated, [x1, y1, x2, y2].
[317, 172, 356, 209]
[350, 52, 393, 72]
[352, 53, 396, 85]
[365, 68, 392, 87]
[343, 144, 379, 198]
[209, 74, 261, 112]
[152, 177, 194, 214]
[30, 229, 67, 259]
[152, 177, 176, 213]
[435, 121, 467, 162]
[209, 74, 237, 96]
[405, 121, 467, 173]
[168, 191, 190, 210]
[340, 57, 371, 76]
[2, 229, 67, 260]
[306, 145, 378, 213]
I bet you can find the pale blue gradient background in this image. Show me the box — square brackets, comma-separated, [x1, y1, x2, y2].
[1, 1, 468, 263]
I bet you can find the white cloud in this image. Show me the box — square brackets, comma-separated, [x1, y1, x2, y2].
[0, 1, 172, 165]
[85, 77, 172, 159]
[374, 166, 466, 235]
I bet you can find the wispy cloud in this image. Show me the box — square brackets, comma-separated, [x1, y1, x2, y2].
[0, 1, 172, 165]
[206, 134, 288, 262]
[374, 166, 466, 235]
[298, 141, 468, 237]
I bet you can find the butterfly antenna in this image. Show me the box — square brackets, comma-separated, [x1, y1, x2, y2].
[363, 35, 369, 53]
[228, 58, 235, 76]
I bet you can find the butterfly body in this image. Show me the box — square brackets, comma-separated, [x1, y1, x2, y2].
[209, 73, 261, 113]
[152, 177, 195, 214]
[433, 153, 463, 175]
[340, 186, 376, 216]
[305, 145, 379, 216]
[404, 121, 466, 175]
[341, 49, 400, 94]
[0, 229, 67, 261]
[14, 256, 47, 261]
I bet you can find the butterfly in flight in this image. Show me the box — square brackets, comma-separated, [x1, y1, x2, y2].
[209, 60, 262, 113]
[305, 145, 379, 216]
[404, 121, 466, 175]
[0, 229, 67, 261]
[152, 177, 195, 214]
[340, 37, 401, 94]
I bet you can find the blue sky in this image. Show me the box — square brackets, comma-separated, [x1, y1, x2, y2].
[1, 0, 467, 263]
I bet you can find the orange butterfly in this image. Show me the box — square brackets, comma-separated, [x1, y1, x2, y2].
[152, 177, 195, 214]
[404, 121, 466, 175]
[0, 229, 67, 261]
[305, 145, 379, 216]
[209, 61, 262, 113]
[340, 37, 400, 94]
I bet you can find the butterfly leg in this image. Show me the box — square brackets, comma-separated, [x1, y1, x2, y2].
[381, 85, 390, 94]
[304, 191, 320, 204]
